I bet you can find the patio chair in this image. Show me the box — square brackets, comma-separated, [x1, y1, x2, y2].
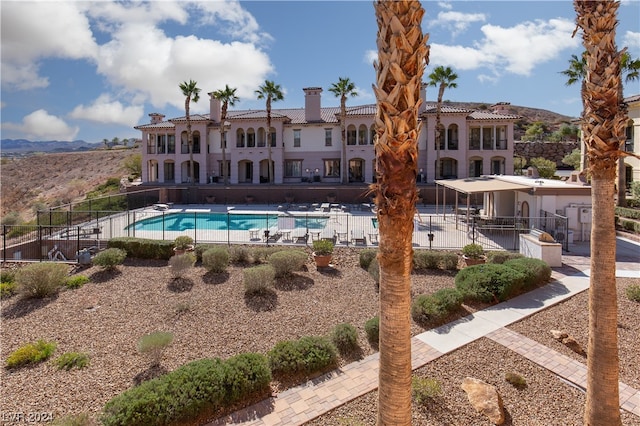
[291, 228, 308, 244]
[277, 216, 296, 242]
[351, 229, 366, 245]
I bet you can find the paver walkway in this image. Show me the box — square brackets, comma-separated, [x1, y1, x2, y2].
[209, 239, 640, 425]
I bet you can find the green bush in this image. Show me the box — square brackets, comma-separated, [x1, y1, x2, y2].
[504, 257, 551, 290]
[251, 246, 285, 263]
[413, 250, 440, 270]
[462, 243, 484, 259]
[5, 339, 57, 369]
[625, 284, 640, 302]
[364, 316, 379, 346]
[102, 353, 270, 426]
[631, 181, 640, 201]
[330, 323, 359, 355]
[65, 275, 89, 289]
[455, 263, 527, 303]
[412, 376, 442, 404]
[615, 206, 640, 220]
[359, 249, 378, 270]
[243, 265, 275, 295]
[617, 218, 640, 233]
[93, 248, 127, 270]
[367, 257, 380, 287]
[440, 252, 459, 270]
[202, 246, 230, 273]
[411, 288, 463, 324]
[168, 252, 196, 278]
[0, 281, 17, 299]
[1, 269, 16, 283]
[268, 336, 337, 377]
[268, 250, 307, 277]
[55, 352, 90, 370]
[108, 237, 174, 260]
[137, 332, 174, 366]
[486, 250, 524, 264]
[229, 245, 252, 264]
[174, 235, 194, 250]
[16, 262, 68, 298]
[505, 371, 527, 389]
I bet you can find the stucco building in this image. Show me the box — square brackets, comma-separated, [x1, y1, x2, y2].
[135, 86, 520, 186]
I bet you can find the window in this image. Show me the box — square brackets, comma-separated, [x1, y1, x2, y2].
[269, 128, 276, 147]
[325, 129, 332, 146]
[164, 161, 175, 182]
[482, 127, 493, 150]
[193, 133, 201, 153]
[447, 125, 458, 150]
[358, 125, 367, 145]
[347, 125, 356, 145]
[236, 129, 245, 148]
[370, 126, 376, 145]
[147, 136, 156, 154]
[285, 160, 302, 177]
[469, 128, 480, 150]
[324, 159, 340, 177]
[167, 135, 175, 153]
[157, 135, 166, 154]
[247, 128, 256, 147]
[293, 130, 301, 147]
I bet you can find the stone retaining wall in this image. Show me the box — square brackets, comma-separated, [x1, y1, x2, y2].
[514, 141, 579, 166]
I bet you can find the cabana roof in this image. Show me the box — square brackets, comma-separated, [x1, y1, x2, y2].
[435, 177, 530, 194]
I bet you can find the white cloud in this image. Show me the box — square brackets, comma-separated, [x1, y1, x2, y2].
[0, 2, 98, 90]
[431, 11, 487, 36]
[2, 110, 79, 141]
[622, 31, 640, 53]
[69, 94, 144, 126]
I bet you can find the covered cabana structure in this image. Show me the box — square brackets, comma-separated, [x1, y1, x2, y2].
[435, 176, 531, 225]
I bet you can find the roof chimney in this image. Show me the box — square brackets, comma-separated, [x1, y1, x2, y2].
[208, 92, 221, 123]
[149, 113, 165, 124]
[303, 87, 323, 122]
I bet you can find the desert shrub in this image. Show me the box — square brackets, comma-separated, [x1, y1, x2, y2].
[1, 211, 21, 225]
[439, 252, 459, 270]
[243, 265, 275, 295]
[413, 250, 440, 270]
[108, 237, 174, 260]
[359, 249, 377, 270]
[93, 248, 126, 270]
[51, 413, 93, 426]
[202, 247, 229, 273]
[486, 250, 524, 264]
[626, 284, 640, 302]
[615, 206, 640, 220]
[5, 339, 57, 369]
[55, 352, 90, 370]
[617, 218, 640, 233]
[412, 376, 442, 404]
[221, 353, 272, 404]
[251, 246, 285, 263]
[65, 275, 89, 289]
[0, 281, 17, 299]
[268, 250, 307, 277]
[137, 332, 174, 366]
[1, 269, 16, 283]
[16, 262, 67, 298]
[102, 354, 269, 426]
[364, 316, 379, 346]
[268, 336, 337, 377]
[505, 371, 527, 389]
[504, 257, 551, 290]
[173, 235, 194, 250]
[455, 263, 527, 303]
[168, 253, 196, 278]
[229, 245, 252, 264]
[367, 257, 380, 287]
[330, 323, 359, 355]
[411, 288, 463, 324]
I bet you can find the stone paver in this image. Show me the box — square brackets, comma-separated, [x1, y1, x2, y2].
[207, 238, 640, 425]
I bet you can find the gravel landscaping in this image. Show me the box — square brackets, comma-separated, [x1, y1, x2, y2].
[1, 247, 638, 425]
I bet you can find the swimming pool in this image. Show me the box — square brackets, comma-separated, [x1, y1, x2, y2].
[128, 212, 329, 232]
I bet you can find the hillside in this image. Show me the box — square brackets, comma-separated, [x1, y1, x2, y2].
[1, 149, 134, 221]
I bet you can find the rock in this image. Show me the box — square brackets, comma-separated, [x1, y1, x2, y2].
[461, 377, 505, 425]
[550, 329, 568, 340]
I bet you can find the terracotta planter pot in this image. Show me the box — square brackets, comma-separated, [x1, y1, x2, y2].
[173, 245, 195, 256]
[313, 253, 332, 268]
[463, 255, 486, 267]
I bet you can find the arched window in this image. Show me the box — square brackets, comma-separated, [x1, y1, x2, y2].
[358, 124, 368, 145]
[236, 129, 245, 148]
[347, 125, 357, 145]
[247, 128, 256, 148]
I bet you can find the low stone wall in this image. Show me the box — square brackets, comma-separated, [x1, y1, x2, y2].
[514, 141, 578, 167]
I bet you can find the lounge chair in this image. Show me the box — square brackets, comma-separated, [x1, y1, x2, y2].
[291, 228, 308, 244]
[351, 229, 366, 245]
[153, 203, 170, 211]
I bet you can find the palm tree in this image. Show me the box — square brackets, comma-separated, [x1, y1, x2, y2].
[574, 1, 626, 424]
[179, 79, 201, 185]
[102, 138, 110, 149]
[561, 50, 639, 206]
[372, 1, 428, 424]
[255, 80, 284, 184]
[329, 77, 358, 184]
[427, 65, 458, 181]
[212, 85, 239, 186]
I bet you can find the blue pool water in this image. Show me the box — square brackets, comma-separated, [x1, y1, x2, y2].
[128, 213, 329, 232]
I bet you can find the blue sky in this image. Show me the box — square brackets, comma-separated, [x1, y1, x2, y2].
[1, 0, 639, 143]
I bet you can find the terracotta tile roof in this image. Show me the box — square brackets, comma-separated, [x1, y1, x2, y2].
[422, 103, 472, 114]
[468, 110, 521, 120]
[134, 121, 175, 130]
[624, 94, 640, 103]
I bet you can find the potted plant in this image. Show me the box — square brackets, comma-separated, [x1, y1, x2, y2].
[462, 243, 485, 266]
[312, 239, 334, 268]
[173, 235, 194, 255]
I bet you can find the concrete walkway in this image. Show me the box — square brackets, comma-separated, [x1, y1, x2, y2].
[209, 238, 640, 425]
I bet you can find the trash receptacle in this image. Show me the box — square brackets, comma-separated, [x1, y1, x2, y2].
[76, 249, 92, 265]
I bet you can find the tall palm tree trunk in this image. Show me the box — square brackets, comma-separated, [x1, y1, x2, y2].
[185, 101, 195, 185]
[574, 1, 626, 424]
[373, 1, 428, 425]
[341, 99, 348, 184]
[267, 100, 273, 184]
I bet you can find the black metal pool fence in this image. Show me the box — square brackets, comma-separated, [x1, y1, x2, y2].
[2, 209, 569, 263]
